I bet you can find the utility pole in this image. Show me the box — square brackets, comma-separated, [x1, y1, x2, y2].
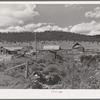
[33, 8, 37, 60]
[35, 32, 37, 59]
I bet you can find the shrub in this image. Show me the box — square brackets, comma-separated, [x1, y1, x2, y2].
[28, 64, 44, 75]
[37, 59, 46, 64]
[80, 55, 93, 63]
[31, 80, 43, 89]
[4, 69, 21, 78]
[43, 64, 59, 75]
[0, 63, 6, 72]
[46, 73, 61, 85]
[86, 77, 100, 89]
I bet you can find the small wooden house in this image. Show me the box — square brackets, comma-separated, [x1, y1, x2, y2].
[72, 42, 84, 52]
[4, 47, 23, 55]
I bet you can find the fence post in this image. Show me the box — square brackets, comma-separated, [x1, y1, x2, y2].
[25, 60, 29, 78]
[3, 58, 5, 64]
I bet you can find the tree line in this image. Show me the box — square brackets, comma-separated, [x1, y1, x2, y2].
[0, 31, 99, 42]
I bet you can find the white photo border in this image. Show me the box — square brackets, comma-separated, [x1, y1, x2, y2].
[0, 1, 100, 99]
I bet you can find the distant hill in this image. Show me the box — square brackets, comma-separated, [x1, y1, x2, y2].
[0, 31, 100, 42]
[93, 35, 100, 39]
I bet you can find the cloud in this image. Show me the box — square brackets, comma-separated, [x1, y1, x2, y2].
[65, 4, 79, 8]
[65, 4, 82, 9]
[88, 31, 100, 36]
[0, 4, 39, 28]
[70, 20, 96, 33]
[0, 23, 47, 32]
[85, 7, 100, 18]
[34, 25, 68, 32]
[70, 20, 100, 35]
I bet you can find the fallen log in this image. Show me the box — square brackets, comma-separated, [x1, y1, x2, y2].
[5, 63, 26, 72]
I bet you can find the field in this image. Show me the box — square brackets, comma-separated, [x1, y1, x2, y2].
[1, 41, 100, 50]
[0, 41, 100, 89]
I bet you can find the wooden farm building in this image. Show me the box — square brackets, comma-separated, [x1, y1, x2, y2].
[43, 45, 61, 51]
[0, 46, 8, 55]
[72, 42, 84, 52]
[0, 46, 23, 55]
[42, 45, 61, 59]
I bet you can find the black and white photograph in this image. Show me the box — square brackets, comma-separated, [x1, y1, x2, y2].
[0, 1, 100, 91]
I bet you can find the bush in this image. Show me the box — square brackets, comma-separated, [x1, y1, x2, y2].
[37, 59, 46, 64]
[31, 81, 43, 89]
[4, 69, 21, 78]
[80, 55, 93, 63]
[0, 63, 6, 72]
[86, 77, 100, 89]
[43, 64, 59, 75]
[28, 64, 44, 75]
[46, 73, 61, 85]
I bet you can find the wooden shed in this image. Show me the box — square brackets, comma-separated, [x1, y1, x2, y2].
[0, 46, 8, 55]
[43, 45, 61, 59]
[72, 42, 84, 52]
[43, 45, 61, 51]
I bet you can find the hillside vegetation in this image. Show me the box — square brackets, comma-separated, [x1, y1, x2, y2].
[0, 31, 99, 42]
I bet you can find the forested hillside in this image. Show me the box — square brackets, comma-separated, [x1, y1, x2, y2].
[0, 31, 99, 42]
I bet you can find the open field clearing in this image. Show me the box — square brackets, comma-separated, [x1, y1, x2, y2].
[0, 41, 100, 50]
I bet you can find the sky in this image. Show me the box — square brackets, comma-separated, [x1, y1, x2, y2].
[1, 4, 100, 35]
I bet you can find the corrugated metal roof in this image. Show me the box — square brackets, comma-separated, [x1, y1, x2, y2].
[43, 45, 60, 50]
[4, 47, 23, 51]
